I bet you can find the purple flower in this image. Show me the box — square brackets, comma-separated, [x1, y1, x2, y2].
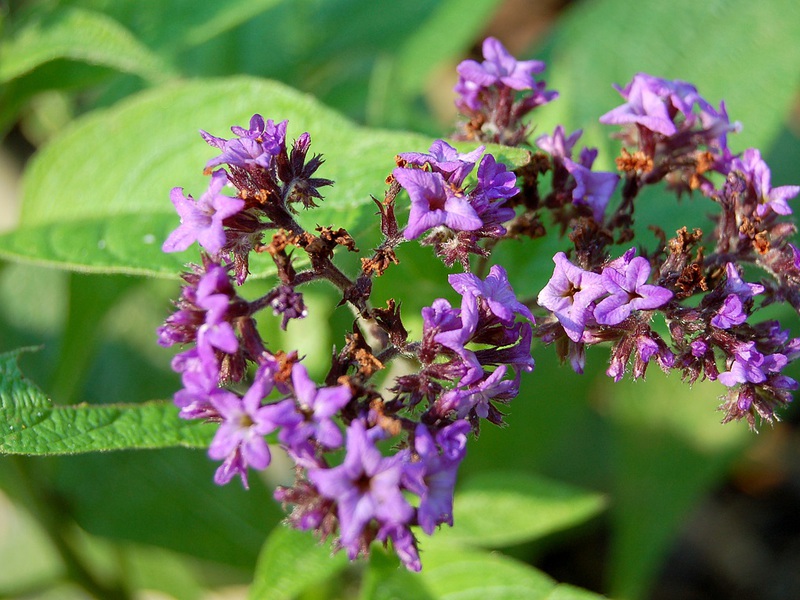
[202, 117, 287, 171]
[195, 264, 239, 362]
[208, 366, 281, 488]
[457, 37, 545, 92]
[404, 421, 469, 536]
[723, 263, 764, 299]
[474, 154, 519, 201]
[162, 169, 244, 255]
[563, 158, 619, 222]
[393, 167, 483, 239]
[448, 264, 533, 324]
[711, 295, 747, 329]
[536, 125, 582, 161]
[733, 148, 799, 216]
[718, 342, 788, 387]
[456, 365, 519, 419]
[594, 254, 672, 325]
[398, 140, 484, 186]
[538, 252, 605, 342]
[599, 74, 683, 136]
[308, 420, 414, 560]
[275, 363, 351, 455]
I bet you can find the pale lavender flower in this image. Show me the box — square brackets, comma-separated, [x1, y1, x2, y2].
[308, 420, 414, 559]
[393, 167, 483, 239]
[594, 255, 673, 325]
[538, 252, 605, 342]
[456, 365, 518, 419]
[162, 169, 244, 255]
[203, 117, 287, 171]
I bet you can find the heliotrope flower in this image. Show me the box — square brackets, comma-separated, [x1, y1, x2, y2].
[456, 36, 545, 92]
[449, 264, 533, 324]
[732, 148, 799, 216]
[594, 254, 673, 325]
[538, 252, 605, 342]
[393, 167, 483, 239]
[308, 420, 414, 562]
[563, 158, 619, 222]
[162, 169, 244, 255]
[208, 365, 281, 488]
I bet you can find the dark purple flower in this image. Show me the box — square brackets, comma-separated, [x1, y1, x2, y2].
[398, 140, 484, 186]
[563, 158, 619, 222]
[162, 169, 245, 255]
[208, 366, 281, 488]
[594, 255, 672, 325]
[474, 153, 519, 201]
[711, 294, 747, 329]
[537, 252, 605, 342]
[308, 420, 414, 560]
[393, 167, 483, 239]
[457, 37, 545, 92]
[449, 264, 533, 324]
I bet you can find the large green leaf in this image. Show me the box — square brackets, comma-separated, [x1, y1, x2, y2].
[0, 348, 213, 454]
[0, 76, 529, 278]
[435, 471, 606, 548]
[0, 7, 174, 84]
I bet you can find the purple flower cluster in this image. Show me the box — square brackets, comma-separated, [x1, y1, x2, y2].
[393, 140, 517, 267]
[453, 37, 557, 146]
[521, 71, 800, 428]
[160, 114, 534, 569]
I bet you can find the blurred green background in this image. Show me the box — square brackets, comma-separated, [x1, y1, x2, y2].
[1, 0, 799, 598]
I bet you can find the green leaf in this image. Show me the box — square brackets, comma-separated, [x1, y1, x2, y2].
[436, 471, 607, 548]
[0, 348, 213, 454]
[0, 76, 530, 277]
[0, 7, 174, 84]
[249, 525, 349, 600]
